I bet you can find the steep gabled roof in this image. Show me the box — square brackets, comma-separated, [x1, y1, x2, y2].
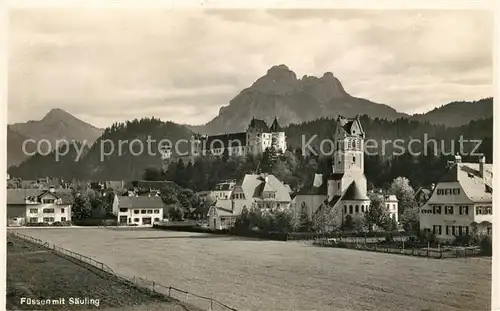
[116, 195, 164, 209]
[269, 117, 282, 132]
[248, 118, 269, 131]
[429, 162, 493, 204]
[341, 181, 369, 201]
[336, 116, 364, 137]
[7, 189, 43, 204]
[240, 174, 291, 202]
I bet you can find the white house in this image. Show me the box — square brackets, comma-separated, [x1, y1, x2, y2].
[384, 194, 399, 222]
[419, 154, 493, 242]
[211, 180, 237, 200]
[207, 173, 292, 230]
[6, 187, 73, 226]
[113, 195, 165, 227]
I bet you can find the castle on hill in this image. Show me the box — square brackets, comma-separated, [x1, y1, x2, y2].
[194, 117, 287, 158]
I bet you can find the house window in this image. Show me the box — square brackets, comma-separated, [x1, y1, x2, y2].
[154, 210, 160, 214]
[141, 210, 146, 214]
[134, 218, 139, 222]
[349, 205, 353, 214]
[433, 206, 442, 214]
[29, 217, 38, 223]
[433, 225, 442, 235]
[61, 208, 65, 213]
[154, 218, 160, 222]
[487, 227, 492, 235]
[446, 225, 450, 235]
[147, 210, 153, 214]
[30, 209, 38, 214]
[134, 210, 139, 214]
[355, 205, 359, 213]
[43, 217, 54, 223]
[344, 205, 347, 214]
[337, 182, 340, 189]
[43, 199, 55, 204]
[452, 226, 456, 235]
[465, 226, 469, 236]
[42, 208, 55, 214]
[445, 206, 453, 215]
[120, 208, 128, 212]
[459, 206, 468, 215]
[353, 156, 356, 163]
[61, 217, 66, 222]
[476, 206, 482, 215]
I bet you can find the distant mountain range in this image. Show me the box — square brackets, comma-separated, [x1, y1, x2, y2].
[7, 108, 103, 167]
[7, 64, 493, 171]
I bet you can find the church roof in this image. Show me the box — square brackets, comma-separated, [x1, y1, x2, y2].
[341, 181, 369, 201]
[249, 118, 269, 131]
[269, 117, 282, 132]
[327, 173, 344, 181]
[337, 116, 364, 136]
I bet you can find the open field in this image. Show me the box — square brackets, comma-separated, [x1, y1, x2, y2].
[6, 234, 202, 311]
[13, 227, 492, 311]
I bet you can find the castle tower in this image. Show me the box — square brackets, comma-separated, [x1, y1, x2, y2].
[269, 117, 287, 153]
[328, 115, 367, 200]
[246, 117, 270, 155]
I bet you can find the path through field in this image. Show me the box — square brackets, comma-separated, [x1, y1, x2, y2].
[14, 228, 491, 311]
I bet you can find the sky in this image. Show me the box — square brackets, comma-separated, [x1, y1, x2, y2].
[8, 9, 493, 128]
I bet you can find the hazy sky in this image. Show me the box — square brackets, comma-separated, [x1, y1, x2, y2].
[9, 9, 493, 128]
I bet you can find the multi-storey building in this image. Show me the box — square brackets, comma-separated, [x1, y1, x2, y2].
[207, 173, 292, 230]
[6, 187, 73, 226]
[194, 117, 287, 158]
[419, 154, 492, 242]
[112, 194, 165, 227]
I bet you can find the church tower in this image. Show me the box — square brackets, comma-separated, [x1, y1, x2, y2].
[328, 115, 368, 201]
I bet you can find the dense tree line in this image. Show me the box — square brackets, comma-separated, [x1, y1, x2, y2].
[8, 115, 492, 182]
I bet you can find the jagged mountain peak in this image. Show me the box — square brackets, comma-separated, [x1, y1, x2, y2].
[195, 65, 406, 135]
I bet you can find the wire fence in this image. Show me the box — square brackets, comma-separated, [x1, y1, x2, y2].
[8, 231, 237, 311]
[313, 239, 482, 259]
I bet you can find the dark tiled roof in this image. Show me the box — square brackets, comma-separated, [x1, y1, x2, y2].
[327, 173, 344, 181]
[7, 189, 74, 205]
[116, 196, 165, 209]
[269, 117, 282, 132]
[296, 182, 327, 195]
[342, 182, 369, 201]
[7, 189, 43, 204]
[328, 195, 341, 206]
[249, 118, 269, 131]
[203, 132, 247, 150]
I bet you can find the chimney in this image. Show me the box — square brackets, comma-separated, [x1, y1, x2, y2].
[454, 153, 462, 164]
[431, 183, 436, 190]
[479, 154, 485, 178]
[49, 186, 55, 193]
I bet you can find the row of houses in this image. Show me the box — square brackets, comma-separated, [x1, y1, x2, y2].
[6, 185, 168, 227]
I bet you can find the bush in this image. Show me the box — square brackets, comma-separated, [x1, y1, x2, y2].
[452, 234, 472, 246]
[479, 236, 492, 256]
[51, 221, 64, 226]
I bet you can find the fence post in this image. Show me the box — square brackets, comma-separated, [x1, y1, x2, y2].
[168, 287, 172, 297]
[152, 281, 155, 293]
[210, 298, 213, 311]
[440, 248, 443, 259]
